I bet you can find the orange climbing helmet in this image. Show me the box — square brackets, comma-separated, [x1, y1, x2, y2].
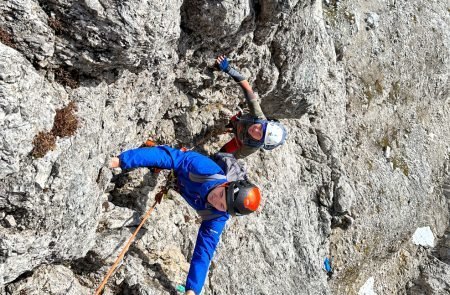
[226, 180, 261, 216]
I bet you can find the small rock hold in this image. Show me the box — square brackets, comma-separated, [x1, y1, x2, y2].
[0, 212, 5, 220]
[365, 12, 380, 29]
[348, 87, 354, 96]
[4, 215, 17, 228]
[412, 226, 434, 247]
[359, 277, 376, 295]
[115, 277, 124, 285]
[384, 146, 391, 159]
[102, 201, 115, 212]
[342, 214, 354, 228]
[105, 182, 115, 193]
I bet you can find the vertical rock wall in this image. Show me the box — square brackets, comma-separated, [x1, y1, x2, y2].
[0, 0, 449, 294]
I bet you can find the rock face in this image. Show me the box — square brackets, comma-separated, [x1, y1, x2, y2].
[407, 256, 450, 295]
[4, 265, 90, 295]
[0, 0, 449, 294]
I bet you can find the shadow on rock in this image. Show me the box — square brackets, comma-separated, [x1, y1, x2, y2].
[109, 169, 159, 215]
[129, 246, 179, 295]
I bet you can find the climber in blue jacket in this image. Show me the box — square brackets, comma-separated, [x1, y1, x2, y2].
[110, 145, 261, 295]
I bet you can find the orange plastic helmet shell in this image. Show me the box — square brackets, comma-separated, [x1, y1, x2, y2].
[243, 187, 261, 211]
[226, 180, 261, 216]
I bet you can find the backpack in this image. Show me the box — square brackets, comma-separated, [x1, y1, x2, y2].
[187, 152, 247, 183]
[212, 152, 248, 182]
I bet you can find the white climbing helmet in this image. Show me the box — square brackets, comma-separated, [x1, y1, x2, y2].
[263, 121, 287, 150]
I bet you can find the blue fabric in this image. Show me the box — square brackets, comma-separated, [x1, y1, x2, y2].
[323, 257, 332, 273]
[119, 146, 230, 294]
[186, 215, 228, 294]
[218, 57, 230, 72]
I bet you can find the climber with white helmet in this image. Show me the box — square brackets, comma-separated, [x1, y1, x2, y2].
[216, 55, 287, 158]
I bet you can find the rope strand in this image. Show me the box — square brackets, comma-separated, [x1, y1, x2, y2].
[94, 200, 158, 295]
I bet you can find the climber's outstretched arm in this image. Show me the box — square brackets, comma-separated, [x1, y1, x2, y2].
[216, 55, 264, 118]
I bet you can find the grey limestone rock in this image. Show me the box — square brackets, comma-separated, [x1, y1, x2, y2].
[3, 216, 16, 228]
[0, 43, 63, 179]
[407, 256, 450, 295]
[0, 0, 449, 294]
[0, 0, 55, 66]
[181, 0, 251, 38]
[99, 204, 140, 230]
[333, 175, 355, 214]
[5, 264, 90, 295]
[365, 12, 380, 29]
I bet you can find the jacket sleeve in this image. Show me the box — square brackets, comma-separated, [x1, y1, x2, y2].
[246, 96, 266, 119]
[238, 82, 266, 119]
[185, 215, 229, 294]
[118, 145, 185, 170]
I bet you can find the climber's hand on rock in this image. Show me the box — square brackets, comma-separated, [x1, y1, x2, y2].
[216, 55, 230, 73]
[109, 157, 120, 168]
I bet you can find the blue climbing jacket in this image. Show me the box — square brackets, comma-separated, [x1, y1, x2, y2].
[119, 145, 229, 294]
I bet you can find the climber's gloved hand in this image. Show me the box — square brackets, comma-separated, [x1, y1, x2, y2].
[216, 55, 245, 83]
[216, 55, 231, 73]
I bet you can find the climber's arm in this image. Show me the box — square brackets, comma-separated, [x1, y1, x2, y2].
[216, 55, 265, 118]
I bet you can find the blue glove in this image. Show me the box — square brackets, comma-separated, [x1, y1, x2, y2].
[218, 57, 231, 73]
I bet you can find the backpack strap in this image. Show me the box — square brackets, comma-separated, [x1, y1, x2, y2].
[188, 172, 226, 183]
[213, 153, 248, 182]
[196, 209, 225, 221]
